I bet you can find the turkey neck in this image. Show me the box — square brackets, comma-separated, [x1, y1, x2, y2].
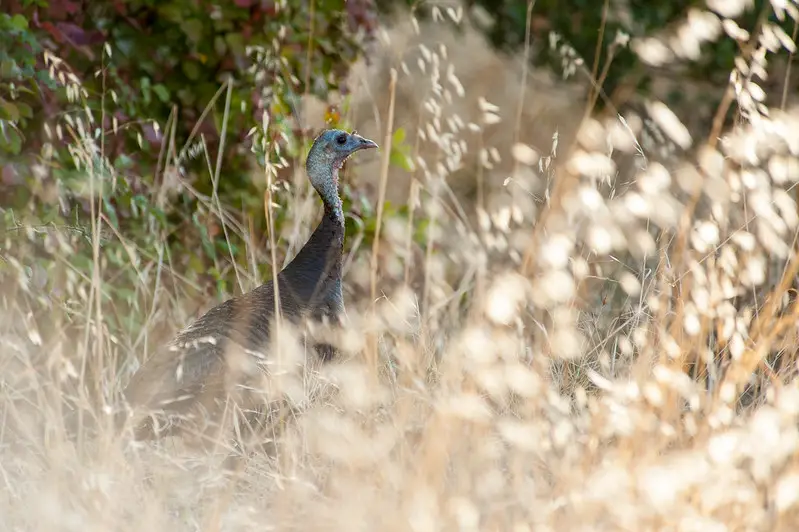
[280, 169, 345, 304]
[301, 199, 345, 280]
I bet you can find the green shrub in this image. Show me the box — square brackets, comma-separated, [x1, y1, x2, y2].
[0, 11, 44, 156]
[0, 0, 387, 344]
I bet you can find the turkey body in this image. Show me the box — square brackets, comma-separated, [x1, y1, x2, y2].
[121, 130, 377, 443]
[123, 207, 342, 441]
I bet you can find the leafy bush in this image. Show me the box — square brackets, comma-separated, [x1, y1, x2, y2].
[0, 11, 43, 156]
[0, 0, 388, 341]
[5, 0, 377, 151]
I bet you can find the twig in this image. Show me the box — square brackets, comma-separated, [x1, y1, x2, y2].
[368, 68, 398, 375]
[586, 0, 609, 116]
[209, 79, 245, 294]
[499, 0, 535, 215]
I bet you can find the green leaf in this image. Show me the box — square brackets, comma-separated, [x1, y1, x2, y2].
[182, 61, 201, 81]
[389, 151, 411, 172]
[114, 154, 134, 170]
[157, 4, 183, 23]
[13, 85, 35, 96]
[10, 14, 29, 30]
[0, 127, 22, 154]
[35, 69, 57, 90]
[392, 127, 406, 145]
[217, 239, 238, 256]
[16, 102, 32, 119]
[214, 36, 227, 56]
[153, 84, 170, 102]
[102, 198, 119, 228]
[225, 32, 245, 56]
[115, 36, 134, 57]
[0, 99, 19, 121]
[216, 278, 227, 297]
[181, 19, 204, 43]
[0, 59, 16, 78]
[140, 77, 151, 105]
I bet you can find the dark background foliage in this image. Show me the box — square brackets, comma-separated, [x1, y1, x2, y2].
[377, 0, 769, 111]
[1, 0, 380, 340]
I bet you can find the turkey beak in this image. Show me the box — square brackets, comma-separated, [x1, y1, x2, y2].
[353, 135, 378, 151]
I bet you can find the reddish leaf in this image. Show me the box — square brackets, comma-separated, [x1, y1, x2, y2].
[113, 1, 128, 16]
[1, 165, 22, 186]
[38, 21, 66, 44]
[63, 0, 81, 15]
[46, 0, 81, 20]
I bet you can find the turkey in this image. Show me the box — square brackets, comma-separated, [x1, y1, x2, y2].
[120, 129, 378, 444]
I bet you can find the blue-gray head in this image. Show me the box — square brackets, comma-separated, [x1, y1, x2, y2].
[306, 129, 378, 208]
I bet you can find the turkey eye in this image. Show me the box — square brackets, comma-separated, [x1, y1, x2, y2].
[336, 134, 347, 145]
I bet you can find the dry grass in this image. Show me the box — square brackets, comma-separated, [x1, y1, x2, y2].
[4, 2, 799, 530]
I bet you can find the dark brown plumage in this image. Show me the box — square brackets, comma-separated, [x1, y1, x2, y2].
[120, 129, 378, 443]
